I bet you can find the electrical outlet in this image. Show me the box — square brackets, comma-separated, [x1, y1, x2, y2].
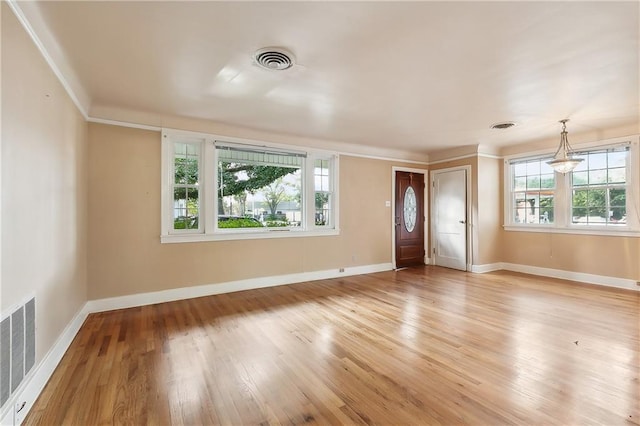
[339, 268, 345, 273]
[15, 401, 27, 425]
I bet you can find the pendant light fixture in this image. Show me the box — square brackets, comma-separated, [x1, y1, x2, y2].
[547, 119, 583, 174]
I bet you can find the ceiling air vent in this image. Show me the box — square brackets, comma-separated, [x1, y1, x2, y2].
[254, 47, 295, 71]
[491, 121, 517, 130]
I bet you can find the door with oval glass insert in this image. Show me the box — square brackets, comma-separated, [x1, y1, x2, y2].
[395, 171, 425, 267]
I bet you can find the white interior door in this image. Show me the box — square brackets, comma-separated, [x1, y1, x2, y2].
[432, 169, 467, 271]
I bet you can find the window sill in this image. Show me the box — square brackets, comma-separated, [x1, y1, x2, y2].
[503, 225, 640, 238]
[161, 228, 340, 243]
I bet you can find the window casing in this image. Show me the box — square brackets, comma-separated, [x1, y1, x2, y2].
[161, 129, 339, 243]
[504, 136, 640, 236]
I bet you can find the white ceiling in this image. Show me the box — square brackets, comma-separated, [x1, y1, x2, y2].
[15, 1, 640, 155]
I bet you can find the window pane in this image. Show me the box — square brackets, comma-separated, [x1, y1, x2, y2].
[608, 151, 626, 168]
[513, 163, 527, 177]
[175, 143, 187, 156]
[528, 208, 540, 224]
[186, 188, 199, 229]
[572, 171, 588, 186]
[572, 207, 587, 224]
[514, 193, 526, 223]
[609, 208, 626, 223]
[523, 193, 539, 223]
[173, 187, 198, 230]
[587, 189, 606, 208]
[540, 174, 554, 189]
[526, 175, 540, 190]
[314, 159, 330, 191]
[572, 189, 588, 208]
[526, 161, 540, 176]
[609, 188, 626, 207]
[187, 144, 198, 156]
[608, 167, 625, 184]
[569, 146, 629, 227]
[218, 156, 302, 228]
[588, 152, 607, 170]
[321, 176, 329, 191]
[315, 192, 331, 226]
[540, 193, 554, 223]
[513, 177, 526, 191]
[588, 169, 607, 185]
[174, 143, 198, 185]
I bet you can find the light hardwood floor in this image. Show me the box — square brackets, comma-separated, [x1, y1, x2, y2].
[26, 266, 639, 425]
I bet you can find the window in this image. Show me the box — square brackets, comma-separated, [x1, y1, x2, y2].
[511, 158, 555, 224]
[571, 147, 627, 226]
[314, 159, 333, 226]
[161, 129, 339, 242]
[505, 137, 640, 236]
[172, 141, 201, 231]
[216, 145, 304, 229]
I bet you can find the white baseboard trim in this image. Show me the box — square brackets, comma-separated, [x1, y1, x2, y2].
[0, 303, 89, 426]
[86, 263, 394, 313]
[471, 262, 639, 291]
[470, 263, 503, 273]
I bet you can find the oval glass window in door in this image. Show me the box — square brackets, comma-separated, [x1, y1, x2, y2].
[403, 186, 417, 232]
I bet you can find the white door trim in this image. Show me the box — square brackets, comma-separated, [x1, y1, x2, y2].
[391, 167, 428, 269]
[430, 165, 473, 271]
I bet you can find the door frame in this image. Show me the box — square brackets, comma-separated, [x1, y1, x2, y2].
[391, 167, 428, 269]
[430, 165, 473, 271]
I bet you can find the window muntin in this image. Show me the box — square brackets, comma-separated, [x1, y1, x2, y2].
[511, 158, 555, 224]
[571, 147, 628, 226]
[162, 129, 339, 241]
[172, 142, 201, 231]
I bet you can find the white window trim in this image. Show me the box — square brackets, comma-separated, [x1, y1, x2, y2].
[161, 128, 340, 243]
[503, 135, 640, 238]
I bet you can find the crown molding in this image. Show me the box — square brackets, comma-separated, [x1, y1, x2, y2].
[6, 0, 91, 119]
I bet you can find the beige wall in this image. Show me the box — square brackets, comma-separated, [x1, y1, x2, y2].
[501, 232, 639, 280]
[476, 156, 502, 265]
[87, 122, 425, 299]
[1, 4, 88, 362]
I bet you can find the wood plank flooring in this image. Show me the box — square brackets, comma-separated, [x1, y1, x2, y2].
[26, 266, 639, 425]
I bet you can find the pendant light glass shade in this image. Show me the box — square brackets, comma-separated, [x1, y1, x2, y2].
[547, 119, 583, 174]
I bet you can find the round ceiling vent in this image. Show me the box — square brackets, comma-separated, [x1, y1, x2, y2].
[491, 121, 517, 130]
[254, 47, 295, 71]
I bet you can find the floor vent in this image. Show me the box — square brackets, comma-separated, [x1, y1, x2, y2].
[0, 297, 36, 410]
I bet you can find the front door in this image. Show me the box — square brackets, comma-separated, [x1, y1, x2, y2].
[432, 168, 467, 271]
[395, 171, 425, 268]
